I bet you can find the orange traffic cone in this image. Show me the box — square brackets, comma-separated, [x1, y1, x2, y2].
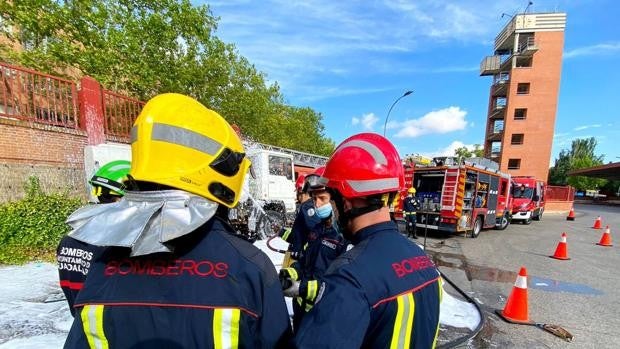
[566, 207, 575, 221]
[592, 216, 602, 229]
[596, 226, 613, 247]
[550, 232, 570, 260]
[496, 267, 531, 324]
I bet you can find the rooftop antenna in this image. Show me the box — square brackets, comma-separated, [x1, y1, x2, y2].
[524, 1, 533, 13]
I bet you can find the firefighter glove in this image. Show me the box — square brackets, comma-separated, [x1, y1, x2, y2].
[290, 250, 303, 260]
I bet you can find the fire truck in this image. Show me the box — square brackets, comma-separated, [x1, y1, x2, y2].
[395, 157, 512, 238]
[511, 176, 546, 224]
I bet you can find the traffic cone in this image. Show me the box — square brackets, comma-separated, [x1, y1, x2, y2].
[592, 216, 602, 229]
[596, 226, 613, 247]
[495, 267, 531, 324]
[566, 207, 575, 221]
[550, 232, 570, 260]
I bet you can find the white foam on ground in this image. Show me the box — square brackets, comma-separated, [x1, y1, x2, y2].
[0, 237, 480, 347]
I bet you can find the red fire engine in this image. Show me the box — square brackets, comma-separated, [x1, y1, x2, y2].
[394, 157, 512, 238]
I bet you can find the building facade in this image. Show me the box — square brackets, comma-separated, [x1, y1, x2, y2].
[481, 12, 566, 181]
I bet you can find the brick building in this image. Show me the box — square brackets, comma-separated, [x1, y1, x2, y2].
[480, 12, 566, 181]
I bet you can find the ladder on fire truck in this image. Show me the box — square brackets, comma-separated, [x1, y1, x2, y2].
[247, 141, 328, 168]
[441, 168, 460, 211]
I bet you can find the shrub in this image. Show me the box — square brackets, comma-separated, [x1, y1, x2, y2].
[0, 176, 84, 264]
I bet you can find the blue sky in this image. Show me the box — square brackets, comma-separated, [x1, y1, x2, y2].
[204, 0, 619, 164]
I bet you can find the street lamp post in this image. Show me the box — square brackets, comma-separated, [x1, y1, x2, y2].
[383, 90, 413, 137]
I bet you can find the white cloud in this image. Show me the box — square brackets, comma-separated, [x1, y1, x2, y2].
[574, 124, 602, 131]
[352, 113, 379, 130]
[564, 42, 620, 59]
[392, 106, 468, 138]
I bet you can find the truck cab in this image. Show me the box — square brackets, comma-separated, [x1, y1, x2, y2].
[245, 149, 296, 213]
[511, 177, 546, 224]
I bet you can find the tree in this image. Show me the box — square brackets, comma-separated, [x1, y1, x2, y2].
[0, 0, 334, 156]
[453, 144, 484, 162]
[548, 137, 607, 191]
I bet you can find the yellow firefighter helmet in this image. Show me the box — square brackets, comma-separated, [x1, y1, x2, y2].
[130, 93, 250, 208]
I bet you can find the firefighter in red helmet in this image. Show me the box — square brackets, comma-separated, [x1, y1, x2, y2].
[294, 133, 442, 348]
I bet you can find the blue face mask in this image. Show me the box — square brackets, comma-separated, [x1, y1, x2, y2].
[315, 203, 333, 219]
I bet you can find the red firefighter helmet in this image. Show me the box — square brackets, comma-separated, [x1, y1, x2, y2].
[295, 174, 307, 192]
[321, 133, 404, 199]
[304, 166, 326, 192]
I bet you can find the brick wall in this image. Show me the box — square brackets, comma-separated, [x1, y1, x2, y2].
[545, 201, 572, 213]
[0, 119, 88, 202]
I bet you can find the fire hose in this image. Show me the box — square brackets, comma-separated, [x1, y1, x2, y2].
[266, 233, 289, 254]
[265, 224, 570, 345]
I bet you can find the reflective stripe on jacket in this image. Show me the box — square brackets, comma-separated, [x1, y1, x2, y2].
[64, 217, 292, 349]
[294, 221, 441, 348]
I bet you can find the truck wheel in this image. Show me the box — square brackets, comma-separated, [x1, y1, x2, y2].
[471, 217, 482, 238]
[533, 208, 543, 221]
[496, 213, 510, 230]
[256, 210, 286, 239]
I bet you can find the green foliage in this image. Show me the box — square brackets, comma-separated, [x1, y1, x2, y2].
[0, 0, 334, 156]
[0, 177, 83, 264]
[454, 144, 484, 162]
[601, 180, 620, 197]
[548, 137, 607, 190]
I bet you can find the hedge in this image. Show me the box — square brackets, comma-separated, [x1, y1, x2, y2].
[0, 177, 84, 264]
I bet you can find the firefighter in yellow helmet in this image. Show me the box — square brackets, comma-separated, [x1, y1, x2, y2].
[64, 94, 292, 348]
[403, 187, 421, 239]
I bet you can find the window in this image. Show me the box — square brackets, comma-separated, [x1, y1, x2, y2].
[507, 159, 521, 170]
[268, 155, 293, 180]
[512, 185, 533, 199]
[490, 141, 501, 157]
[493, 120, 504, 133]
[516, 57, 532, 67]
[517, 83, 530, 95]
[494, 97, 507, 111]
[511, 133, 524, 145]
[514, 108, 527, 120]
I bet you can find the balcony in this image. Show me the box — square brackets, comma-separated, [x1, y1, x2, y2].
[480, 55, 500, 76]
[487, 131, 503, 142]
[489, 105, 506, 119]
[491, 72, 510, 97]
[517, 36, 538, 56]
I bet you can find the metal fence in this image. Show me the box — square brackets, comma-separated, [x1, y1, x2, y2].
[546, 185, 575, 201]
[0, 62, 79, 129]
[102, 89, 144, 141]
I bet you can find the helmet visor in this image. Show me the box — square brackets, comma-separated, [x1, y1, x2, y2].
[210, 148, 246, 177]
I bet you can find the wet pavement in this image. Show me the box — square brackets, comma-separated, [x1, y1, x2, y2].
[417, 203, 620, 348]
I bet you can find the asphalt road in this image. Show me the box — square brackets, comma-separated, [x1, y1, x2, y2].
[422, 203, 620, 348]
